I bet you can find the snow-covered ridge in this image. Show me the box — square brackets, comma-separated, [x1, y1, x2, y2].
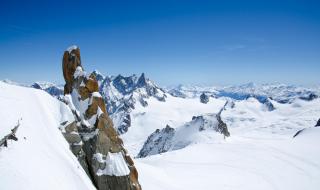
[0, 81, 95, 190]
[137, 112, 229, 158]
[99, 72, 167, 134]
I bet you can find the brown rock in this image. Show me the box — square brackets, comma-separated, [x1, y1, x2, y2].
[86, 96, 106, 119]
[86, 77, 99, 93]
[62, 47, 82, 94]
[62, 46, 141, 190]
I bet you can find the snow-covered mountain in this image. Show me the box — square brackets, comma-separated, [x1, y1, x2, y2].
[98, 73, 167, 134]
[8, 74, 319, 137]
[134, 95, 320, 190]
[1, 80, 64, 99]
[31, 81, 64, 98]
[167, 82, 319, 103]
[0, 81, 95, 190]
[2, 73, 320, 190]
[137, 112, 230, 158]
[2, 44, 320, 190]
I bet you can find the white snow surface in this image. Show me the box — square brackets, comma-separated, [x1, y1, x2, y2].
[94, 152, 130, 176]
[120, 93, 320, 190]
[0, 82, 95, 190]
[122, 95, 226, 155]
[67, 45, 79, 52]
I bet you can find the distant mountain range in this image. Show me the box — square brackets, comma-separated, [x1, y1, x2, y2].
[2, 74, 319, 135]
[166, 82, 319, 103]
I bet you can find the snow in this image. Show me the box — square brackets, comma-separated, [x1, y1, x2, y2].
[94, 152, 130, 176]
[120, 92, 320, 190]
[92, 92, 102, 98]
[70, 89, 104, 128]
[2, 77, 319, 190]
[0, 82, 95, 190]
[67, 45, 78, 53]
[166, 83, 319, 103]
[136, 136, 320, 190]
[121, 94, 226, 155]
[73, 66, 85, 78]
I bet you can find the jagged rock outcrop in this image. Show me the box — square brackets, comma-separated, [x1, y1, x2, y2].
[200, 93, 209, 104]
[0, 120, 20, 147]
[138, 112, 230, 158]
[137, 125, 175, 158]
[60, 120, 90, 175]
[62, 46, 141, 190]
[293, 119, 320, 138]
[315, 119, 320, 127]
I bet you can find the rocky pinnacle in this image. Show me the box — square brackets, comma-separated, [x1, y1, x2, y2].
[62, 46, 141, 190]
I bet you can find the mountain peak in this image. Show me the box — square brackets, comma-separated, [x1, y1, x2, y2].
[137, 73, 147, 87]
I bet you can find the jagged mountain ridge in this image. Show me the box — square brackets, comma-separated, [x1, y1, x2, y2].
[167, 82, 319, 103]
[31, 81, 64, 98]
[98, 72, 167, 134]
[5, 76, 319, 135]
[137, 112, 230, 158]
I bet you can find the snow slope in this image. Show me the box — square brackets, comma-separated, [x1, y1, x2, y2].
[123, 93, 320, 190]
[0, 82, 95, 190]
[136, 136, 320, 190]
[121, 95, 226, 155]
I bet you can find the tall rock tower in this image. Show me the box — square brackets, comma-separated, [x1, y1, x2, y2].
[62, 46, 141, 190]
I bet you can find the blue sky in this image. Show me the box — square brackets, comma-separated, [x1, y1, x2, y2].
[0, 0, 319, 86]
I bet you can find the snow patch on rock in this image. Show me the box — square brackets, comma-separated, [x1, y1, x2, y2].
[94, 152, 130, 176]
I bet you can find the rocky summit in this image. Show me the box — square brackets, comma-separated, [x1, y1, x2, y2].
[99, 72, 167, 134]
[62, 46, 141, 190]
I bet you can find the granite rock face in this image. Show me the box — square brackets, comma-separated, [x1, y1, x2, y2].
[62, 46, 141, 190]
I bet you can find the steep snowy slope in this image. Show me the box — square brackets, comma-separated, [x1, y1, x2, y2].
[0, 82, 95, 190]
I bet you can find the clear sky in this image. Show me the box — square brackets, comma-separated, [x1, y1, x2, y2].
[0, 0, 319, 86]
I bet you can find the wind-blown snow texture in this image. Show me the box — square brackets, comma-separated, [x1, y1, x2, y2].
[0, 82, 95, 190]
